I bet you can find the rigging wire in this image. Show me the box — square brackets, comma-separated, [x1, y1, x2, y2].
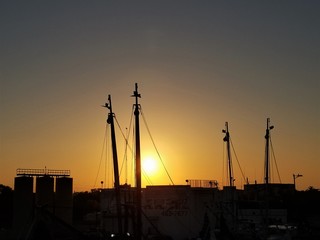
[115, 114, 133, 182]
[270, 137, 282, 183]
[93, 124, 108, 189]
[107, 126, 113, 188]
[124, 127, 129, 184]
[270, 150, 274, 183]
[222, 140, 225, 187]
[140, 107, 175, 185]
[126, 107, 135, 185]
[105, 125, 109, 188]
[132, 107, 205, 234]
[129, 121, 135, 185]
[229, 137, 246, 183]
[142, 169, 153, 185]
[114, 107, 153, 186]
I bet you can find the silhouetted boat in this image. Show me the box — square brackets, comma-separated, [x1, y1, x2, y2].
[216, 119, 299, 240]
[99, 87, 306, 240]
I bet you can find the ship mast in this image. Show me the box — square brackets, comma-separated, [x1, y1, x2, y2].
[132, 83, 142, 240]
[103, 95, 122, 234]
[264, 118, 274, 185]
[223, 122, 234, 187]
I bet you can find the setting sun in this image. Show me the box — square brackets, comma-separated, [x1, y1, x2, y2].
[142, 156, 158, 175]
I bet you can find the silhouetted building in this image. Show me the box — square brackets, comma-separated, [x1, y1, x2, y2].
[56, 177, 73, 224]
[12, 168, 73, 239]
[36, 176, 54, 211]
[13, 176, 34, 238]
[100, 182, 220, 240]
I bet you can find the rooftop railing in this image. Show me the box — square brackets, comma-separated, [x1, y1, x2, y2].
[16, 168, 70, 177]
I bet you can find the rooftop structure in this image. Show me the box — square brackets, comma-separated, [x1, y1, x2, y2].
[16, 168, 70, 177]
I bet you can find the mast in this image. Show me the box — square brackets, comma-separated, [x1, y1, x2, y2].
[103, 95, 122, 234]
[264, 118, 274, 185]
[223, 122, 234, 187]
[132, 83, 142, 240]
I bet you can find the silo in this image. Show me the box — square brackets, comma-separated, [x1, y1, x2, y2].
[55, 177, 73, 224]
[36, 176, 54, 212]
[13, 176, 34, 236]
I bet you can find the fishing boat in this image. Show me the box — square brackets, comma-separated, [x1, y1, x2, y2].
[100, 86, 301, 240]
[100, 84, 220, 240]
[216, 119, 298, 240]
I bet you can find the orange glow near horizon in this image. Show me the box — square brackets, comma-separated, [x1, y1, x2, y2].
[1, 2, 319, 193]
[142, 156, 158, 176]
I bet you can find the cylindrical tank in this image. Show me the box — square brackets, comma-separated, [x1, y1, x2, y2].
[55, 177, 73, 224]
[13, 176, 34, 236]
[36, 176, 54, 211]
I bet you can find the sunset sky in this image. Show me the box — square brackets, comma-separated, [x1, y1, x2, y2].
[1, 1, 319, 191]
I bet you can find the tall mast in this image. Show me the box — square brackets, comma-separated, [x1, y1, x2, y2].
[264, 118, 274, 185]
[223, 122, 234, 187]
[103, 95, 122, 234]
[132, 83, 142, 240]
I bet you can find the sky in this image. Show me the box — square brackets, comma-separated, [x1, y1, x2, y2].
[1, 1, 319, 192]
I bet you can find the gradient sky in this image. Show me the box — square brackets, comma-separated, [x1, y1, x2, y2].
[1, 1, 319, 191]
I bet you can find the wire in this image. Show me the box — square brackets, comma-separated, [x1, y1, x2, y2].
[105, 125, 109, 188]
[270, 136, 282, 183]
[93, 124, 108, 189]
[230, 137, 246, 183]
[142, 169, 153, 185]
[126, 108, 135, 185]
[114, 107, 153, 186]
[222, 140, 225, 187]
[140, 107, 175, 185]
[114, 113, 134, 185]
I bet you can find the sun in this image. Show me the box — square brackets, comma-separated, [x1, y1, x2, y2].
[142, 156, 158, 175]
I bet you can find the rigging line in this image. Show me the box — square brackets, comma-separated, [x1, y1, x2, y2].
[270, 137, 282, 183]
[140, 107, 175, 185]
[270, 151, 274, 183]
[141, 206, 196, 237]
[119, 149, 125, 181]
[121, 108, 135, 184]
[142, 168, 153, 185]
[128, 107, 136, 185]
[114, 114, 135, 181]
[93, 124, 108, 189]
[263, 138, 268, 183]
[230, 137, 246, 183]
[124, 111, 133, 183]
[124, 107, 136, 186]
[114, 115, 134, 155]
[140, 209, 163, 236]
[107, 125, 113, 188]
[114, 116, 133, 152]
[222, 140, 225, 187]
[270, 145, 274, 183]
[226, 140, 234, 184]
[105, 125, 110, 187]
[124, 127, 128, 184]
[130, 119, 135, 185]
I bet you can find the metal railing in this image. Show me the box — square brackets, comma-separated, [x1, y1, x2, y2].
[16, 168, 70, 177]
